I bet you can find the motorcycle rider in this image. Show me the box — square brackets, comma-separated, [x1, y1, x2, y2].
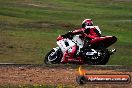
[60, 19, 102, 63]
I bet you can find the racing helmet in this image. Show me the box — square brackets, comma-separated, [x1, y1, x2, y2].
[82, 19, 93, 28]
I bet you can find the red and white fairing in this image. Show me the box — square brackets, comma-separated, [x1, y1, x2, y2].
[57, 35, 84, 54]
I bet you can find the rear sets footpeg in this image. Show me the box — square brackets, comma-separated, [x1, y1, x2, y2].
[109, 49, 116, 55]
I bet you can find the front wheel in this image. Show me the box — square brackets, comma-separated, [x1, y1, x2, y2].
[44, 48, 63, 65]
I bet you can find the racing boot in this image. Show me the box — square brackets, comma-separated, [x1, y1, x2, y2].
[83, 38, 92, 52]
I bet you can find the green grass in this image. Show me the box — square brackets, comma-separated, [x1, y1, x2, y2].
[0, 0, 132, 66]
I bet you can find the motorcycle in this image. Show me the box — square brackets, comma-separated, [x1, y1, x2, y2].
[44, 32, 117, 65]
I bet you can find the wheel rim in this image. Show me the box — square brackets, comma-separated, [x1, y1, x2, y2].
[48, 51, 57, 62]
[88, 50, 106, 64]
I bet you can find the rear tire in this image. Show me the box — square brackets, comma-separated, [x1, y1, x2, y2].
[86, 49, 110, 65]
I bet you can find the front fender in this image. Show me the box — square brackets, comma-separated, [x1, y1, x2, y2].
[53, 47, 60, 52]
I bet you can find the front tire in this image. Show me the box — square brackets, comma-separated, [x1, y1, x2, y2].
[44, 48, 62, 65]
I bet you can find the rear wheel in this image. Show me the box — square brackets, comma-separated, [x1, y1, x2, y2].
[44, 48, 62, 65]
[86, 49, 110, 65]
